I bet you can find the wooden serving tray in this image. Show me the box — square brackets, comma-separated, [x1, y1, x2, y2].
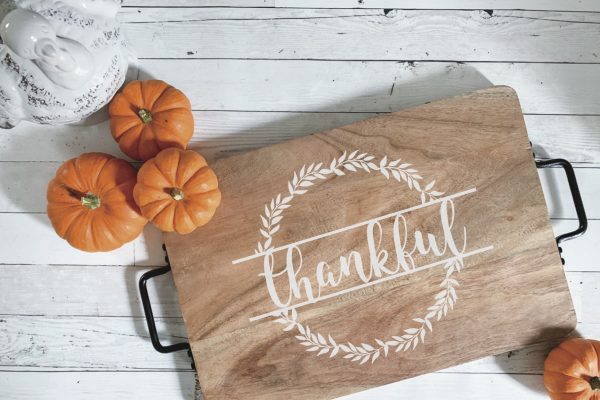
[165, 86, 575, 400]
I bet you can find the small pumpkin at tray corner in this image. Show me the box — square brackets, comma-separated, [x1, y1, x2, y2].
[133, 147, 222, 235]
[108, 79, 194, 161]
[47, 152, 147, 252]
[544, 337, 600, 400]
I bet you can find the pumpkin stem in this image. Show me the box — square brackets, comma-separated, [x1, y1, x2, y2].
[138, 108, 153, 124]
[170, 188, 185, 201]
[81, 192, 101, 210]
[591, 376, 600, 390]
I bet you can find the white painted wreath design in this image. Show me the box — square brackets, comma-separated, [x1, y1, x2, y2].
[255, 150, 463, 364]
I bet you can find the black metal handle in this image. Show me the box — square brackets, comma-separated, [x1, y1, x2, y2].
[139, 262, 196, 369]
[535, 158, 588, 244]
[139, 266, 190, 353]
[139, 264, 195, 369]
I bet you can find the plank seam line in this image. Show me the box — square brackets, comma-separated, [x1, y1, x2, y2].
[136, 58, 600, 64]
[0, 313, 184, 319]
[126, 14, 377, 23]
[125, 14, 600, 25]
[0, 368, 547, 376]
[121, 6, 600, 13]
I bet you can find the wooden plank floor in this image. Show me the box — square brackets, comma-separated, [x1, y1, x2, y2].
[1, 1, 599, 399]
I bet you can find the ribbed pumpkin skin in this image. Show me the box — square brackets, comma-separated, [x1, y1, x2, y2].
[108, 80, 194, 161]
[544, 338, 600, 400]
[134, 148, 221, 234]
[47, 153, 147, 252]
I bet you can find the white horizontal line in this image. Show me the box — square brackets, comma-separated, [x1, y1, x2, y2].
[248, 245, 494, 322]
[232, 187, 477, 265]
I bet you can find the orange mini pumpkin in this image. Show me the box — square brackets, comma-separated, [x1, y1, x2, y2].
[108, 80, 194, 161]
[47, 153, 147, 252]
[134, 148, 221, 234]
[544, 338, 600, 400]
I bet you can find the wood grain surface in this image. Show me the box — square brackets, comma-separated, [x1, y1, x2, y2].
[119, 9, 600, 62]
[121, 0, 600, 12]
[165, 86, 576, 399]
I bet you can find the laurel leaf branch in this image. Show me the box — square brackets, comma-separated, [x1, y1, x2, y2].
[258, 150, 459, 364]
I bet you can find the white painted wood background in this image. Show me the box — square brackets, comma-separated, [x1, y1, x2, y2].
[1, 1, 599, 398]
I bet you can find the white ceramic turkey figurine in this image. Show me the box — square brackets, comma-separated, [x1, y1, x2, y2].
[0, 0, 129, 128]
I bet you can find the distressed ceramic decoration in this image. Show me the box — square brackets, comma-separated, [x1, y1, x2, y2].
[164, 87, 575, 400]
[0, 0, 129, 128]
